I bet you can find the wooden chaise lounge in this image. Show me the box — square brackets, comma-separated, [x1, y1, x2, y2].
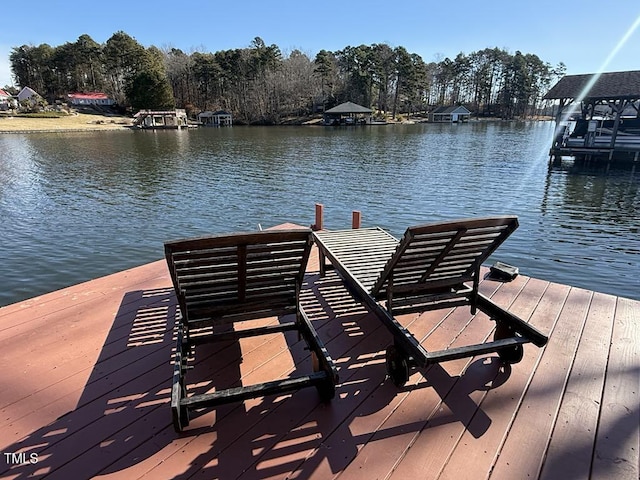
[165, 229, 338, 432]
[313, 216, 548, 386]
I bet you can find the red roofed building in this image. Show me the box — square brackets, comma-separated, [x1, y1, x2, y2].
[68, 92, 115, 106]
[0, 89, 11, 110]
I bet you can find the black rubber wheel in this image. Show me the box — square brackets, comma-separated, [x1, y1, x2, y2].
[317, 377, 336, 402]
[494, 323, 524, 364]
[385, 344, 410, 387]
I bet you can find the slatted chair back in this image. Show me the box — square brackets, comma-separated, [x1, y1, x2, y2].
[371, 216, 518, 312]
[165, 229, 313, 328]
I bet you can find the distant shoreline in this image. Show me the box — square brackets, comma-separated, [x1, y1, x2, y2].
[0, 112, 133, 133]
[0, 112, 554, 133]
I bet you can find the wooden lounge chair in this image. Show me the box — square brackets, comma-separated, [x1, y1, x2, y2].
[314, 216, 548, 387]
[165, 228, 338, 432]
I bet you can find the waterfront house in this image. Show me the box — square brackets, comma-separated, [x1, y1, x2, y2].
[17, 86, 42, 106]
[133, 109, 189, 129]
[68, 92, 116, 107]
[198, 110, 233, 126]
[429, 105, 471, 123]
[323, 101, 373, 125]
[0, 88, 12, 110]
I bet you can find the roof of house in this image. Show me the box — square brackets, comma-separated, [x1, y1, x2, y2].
[18, 86, 39, 97]
[325, 102, 372, 114]
[0, 89, 11, 98]
[134, 109, 186, 117]
[68, 92, 111, 100]
[543, 70, 640, 101]
[432, 105, 471, 115]
[199, 110, 232, 116]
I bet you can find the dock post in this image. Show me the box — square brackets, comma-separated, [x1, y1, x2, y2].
[313, 203, 324, 231]
[352, 210, 361, 229]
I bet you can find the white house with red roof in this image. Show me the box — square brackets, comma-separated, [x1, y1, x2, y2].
[0, 88, 12, 110]
[68, 92, 115, 106]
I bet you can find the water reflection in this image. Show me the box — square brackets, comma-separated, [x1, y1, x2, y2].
[0, 123, 638, 306]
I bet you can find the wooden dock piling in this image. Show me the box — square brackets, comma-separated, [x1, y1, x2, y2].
[352, 210, 361, 229]
[313, 203, 324, 231]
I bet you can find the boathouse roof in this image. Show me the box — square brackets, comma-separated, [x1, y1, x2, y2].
[543, 70, 640, 101]
[325, 101, 372, 114]
[431, 105, 471, 115]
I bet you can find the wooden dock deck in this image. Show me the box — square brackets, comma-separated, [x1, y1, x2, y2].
[1, 231, 638, 479]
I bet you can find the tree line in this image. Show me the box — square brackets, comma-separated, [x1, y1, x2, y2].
[8, 32, 566, 123]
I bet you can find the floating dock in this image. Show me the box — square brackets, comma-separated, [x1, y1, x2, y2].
[0, 223, 638, 479]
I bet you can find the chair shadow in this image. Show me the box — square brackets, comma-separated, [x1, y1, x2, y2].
[172, 272, 511, 479]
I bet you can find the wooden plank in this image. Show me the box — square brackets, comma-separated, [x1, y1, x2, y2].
[432, 281, 571, 480]
[590, 296, 640, 480]
[0, 277, 173, 412]
[0, 260, 169, 331]
[488, 287, 594, 478]
[539, 292, 617, 479]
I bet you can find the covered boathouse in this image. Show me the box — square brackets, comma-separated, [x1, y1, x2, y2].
[133, 109, 189, 129]
[429, 105, 471, 123]
[323, 101, 373, 125]
[544, 70, 640, 166]
[198, 110, 233, 126]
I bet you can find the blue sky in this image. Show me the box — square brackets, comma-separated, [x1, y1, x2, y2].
[1, 0, 639, 88]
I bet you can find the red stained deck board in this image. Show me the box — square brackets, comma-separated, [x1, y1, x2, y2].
[435, 280, 572, 480]
[539, 292, 617, 479]
[591, 296, 640, 479]
[0, 227, 637, 480]
[488, 287, 594, 479]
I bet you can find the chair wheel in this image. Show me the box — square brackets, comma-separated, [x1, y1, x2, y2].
[316, 377, 336, 402]
[494, 323, 524, 364]
[386, 345, 409, 387]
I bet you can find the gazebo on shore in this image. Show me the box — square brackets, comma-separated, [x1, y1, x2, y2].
[323, 102, 373, 126]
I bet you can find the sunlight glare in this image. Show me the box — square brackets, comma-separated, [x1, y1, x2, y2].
[557, 13, 640, 126]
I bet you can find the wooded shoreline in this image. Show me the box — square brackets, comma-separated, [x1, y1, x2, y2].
[8, 34, 565, 126]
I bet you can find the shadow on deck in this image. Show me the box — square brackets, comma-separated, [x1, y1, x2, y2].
[0, 265, 637, 479]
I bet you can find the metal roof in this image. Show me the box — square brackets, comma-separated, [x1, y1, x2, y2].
[432, 105, 471, 114]
[543, 70, 640, 101]
[68, 92, 110, 100]
[324, 102, 372, 114]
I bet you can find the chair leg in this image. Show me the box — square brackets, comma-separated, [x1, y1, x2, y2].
[494, 322, 524, 364]
[172, 329, 191, 432]
[298, 306, 338, 400]
[312, 351, 336, 401]
[172, 381, 189, 432]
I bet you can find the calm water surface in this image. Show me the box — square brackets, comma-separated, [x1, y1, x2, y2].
[1, 122, 638, 306]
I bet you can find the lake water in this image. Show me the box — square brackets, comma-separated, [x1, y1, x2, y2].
[1, 122, 638, 307]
